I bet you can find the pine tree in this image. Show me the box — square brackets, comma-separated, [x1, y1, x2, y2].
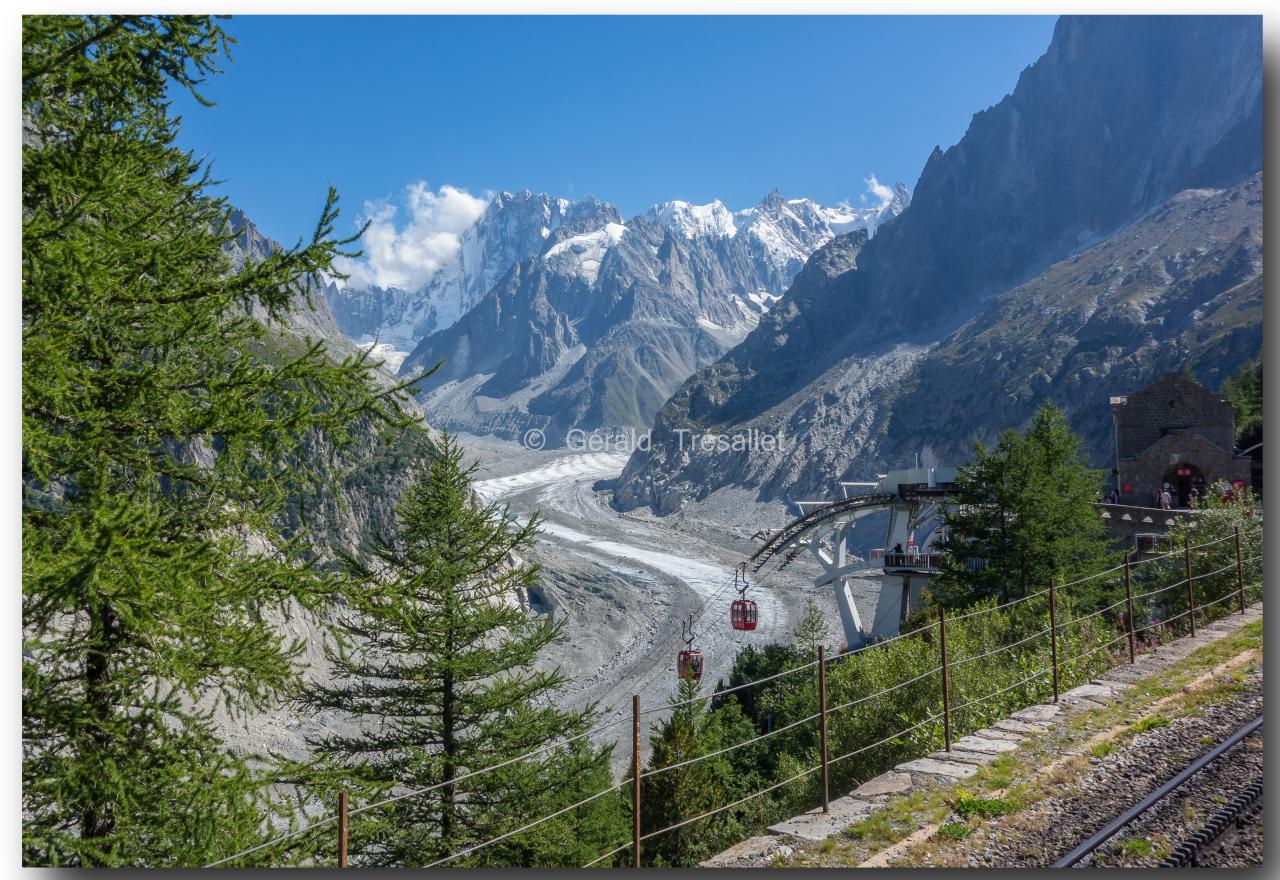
[1222, 351, 1263, 449]
[22, 16, 416, 866]
[640, 676, 760, 866]
[297, 434, 617, 867]
[792, 598, 830, 656]
[931, 403, 1115, 608]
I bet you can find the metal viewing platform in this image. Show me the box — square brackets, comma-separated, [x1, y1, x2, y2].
[749, 466, 961, 650]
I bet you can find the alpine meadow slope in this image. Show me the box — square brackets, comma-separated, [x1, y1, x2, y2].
[613, 14, 1263, 515]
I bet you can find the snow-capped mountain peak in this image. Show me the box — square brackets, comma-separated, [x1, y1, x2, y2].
[642, 186, 911, 279]
[733, 186, 910, 278]
[325, 189, 577, 351]
[326, 182, 911, 357]
[643, 199, 739, 239]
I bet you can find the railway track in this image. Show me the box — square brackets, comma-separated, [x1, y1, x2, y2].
[1054, 715, 1264, 869]
[1162, 778, 1263, 867]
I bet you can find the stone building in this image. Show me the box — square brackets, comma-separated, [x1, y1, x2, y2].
[1110, 373, 1251, 508]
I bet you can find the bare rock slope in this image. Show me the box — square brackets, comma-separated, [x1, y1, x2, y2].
[615, 15, 1262, 514]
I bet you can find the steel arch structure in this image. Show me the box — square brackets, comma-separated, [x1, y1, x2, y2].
[748, 466, 960, 650]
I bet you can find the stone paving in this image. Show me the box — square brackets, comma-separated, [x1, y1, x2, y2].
[700, 605, 1262, 866]
[766, 796, 881, 841]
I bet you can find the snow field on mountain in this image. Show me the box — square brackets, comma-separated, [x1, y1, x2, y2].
[329, 183, 909, 356]
[542, 222, 628, 284]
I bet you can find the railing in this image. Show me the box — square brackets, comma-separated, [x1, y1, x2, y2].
[871, 548, 986, 572]
[1097, 501, 1195, 521]
[883, 551, 945, 570]
[206, 524, 1263, 869]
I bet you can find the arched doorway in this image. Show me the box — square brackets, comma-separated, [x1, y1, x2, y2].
[1162, 462, 1206, 509]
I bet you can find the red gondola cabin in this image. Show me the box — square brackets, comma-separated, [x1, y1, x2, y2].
[676, 649, 703, 680]
[730, 599, 758, 631]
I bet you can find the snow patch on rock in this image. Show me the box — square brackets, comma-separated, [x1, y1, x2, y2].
[543, 223, 627, 284]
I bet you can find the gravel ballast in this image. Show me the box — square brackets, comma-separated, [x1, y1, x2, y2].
[951, 670, 1263, 868]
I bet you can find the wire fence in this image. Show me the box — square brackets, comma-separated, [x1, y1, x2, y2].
[583, 839, 633, 868]
[639, 764, 823, 842]
[948, 624, 1054, 670]
[649, 652, 819, 716]
[827, 663, 945, 715]
[946, 668, 1052, 717]
[1054, 631, 1133, 669]
[942, 585, 1050, 621]
[419, 779, 631, 868]
[829, 711, 945, 766]
[207, 526, 1263, 868]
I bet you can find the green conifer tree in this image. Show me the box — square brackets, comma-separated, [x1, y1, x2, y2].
[931, 403, 1115, 608]
[22, 16, 416, 866]
[640, 676, 760, 866]
[297, 434, 618, 867]
[793, 597, 831, 656]
[1222, 351, 1263, 449]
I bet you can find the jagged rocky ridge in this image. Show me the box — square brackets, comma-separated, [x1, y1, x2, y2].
[324, 190, 576, 357]
[395, 187, 908, 444]
[326, 186, 908, 358]
[614, 14, 1262, 514]
[227, 207, 354, 350]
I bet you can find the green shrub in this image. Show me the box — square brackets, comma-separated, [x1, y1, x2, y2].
[1115, 837, 1154, 857]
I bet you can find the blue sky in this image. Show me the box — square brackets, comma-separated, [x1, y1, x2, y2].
[173, 15, 1056, 249]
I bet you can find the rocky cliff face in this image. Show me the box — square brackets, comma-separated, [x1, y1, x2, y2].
[398, 188, 908, 445]
[881, 174, 1262, 468]
[324, 190, 575, 351]
[226, 209, 431, 560]
[614, 14, 1262, 514]
[227, 207, 355, 349]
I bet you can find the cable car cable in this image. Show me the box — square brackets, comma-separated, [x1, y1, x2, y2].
[590, 565, 747, 720]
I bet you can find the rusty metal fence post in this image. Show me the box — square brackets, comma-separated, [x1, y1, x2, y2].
[1183, 537, 1196, 637]
[338, 790, 349, 868]
[632, 694, 641, 868]
[818, 645, 829, 813]
[1235, 526, 1246, 614]
[938, 607, 951, 751]
[1048, 577, 1059, 703]
[1124, 555, 1136, 664]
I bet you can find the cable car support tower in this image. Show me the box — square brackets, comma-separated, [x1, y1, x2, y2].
[748, 466, 961, 651]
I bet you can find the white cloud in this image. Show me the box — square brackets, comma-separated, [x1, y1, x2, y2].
[863, 174, 895, 207]
[339, 182, 488, 291]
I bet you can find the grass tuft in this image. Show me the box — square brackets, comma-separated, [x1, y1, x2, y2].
[1128, 715, 1169, 734]
[936, 822, 971, 840]
[1115, 837, 1154, 857]
[953, 792, 1013, 819]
